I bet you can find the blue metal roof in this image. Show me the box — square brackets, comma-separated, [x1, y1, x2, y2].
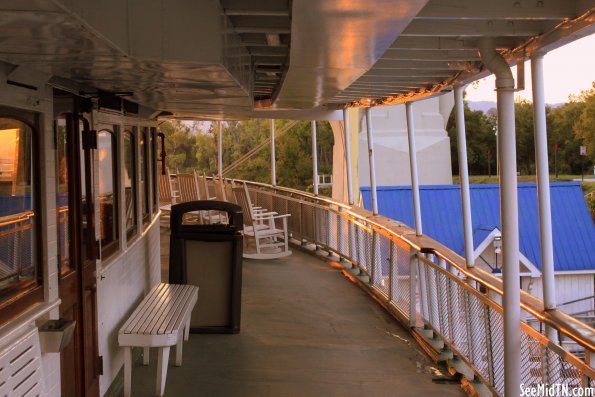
[361, 183, 595, 272]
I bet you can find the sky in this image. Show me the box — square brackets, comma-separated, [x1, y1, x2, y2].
[465, 33, 595, 104]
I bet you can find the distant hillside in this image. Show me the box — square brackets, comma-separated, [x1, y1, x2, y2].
[467, 101, 496, 113]
[467, 100, 564, 113]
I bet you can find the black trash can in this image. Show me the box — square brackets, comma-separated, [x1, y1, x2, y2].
[169, 201, 243, 334]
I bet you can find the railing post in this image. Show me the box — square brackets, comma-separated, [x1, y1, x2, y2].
[479, 39, 521, 396]
[271, 119, 276, 187]
[343, 108, 354, 205]
[405, 102, 422, 236]
[312, 121, 319, 195]
[389, 240, 396, 302]
[370, 231, 381, 287]
[365, 107, 379, 215]
[218, 121, 223, 179]
[337, 208, 347, 263]
[409, 250, 418, 328]
[454, 84, 475, 268]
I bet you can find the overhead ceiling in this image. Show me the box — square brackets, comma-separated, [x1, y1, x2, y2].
[0, 0, 593, 120]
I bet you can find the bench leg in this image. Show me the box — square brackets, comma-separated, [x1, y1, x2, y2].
[143, 347, 150, 365]
[124, 347, 132, 397]
[156, 347, 170, 397]
[176, 333, 183, 366]
[184, 317, 190, 341]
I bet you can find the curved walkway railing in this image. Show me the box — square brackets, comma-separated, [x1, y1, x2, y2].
[237, 179, 595, 396]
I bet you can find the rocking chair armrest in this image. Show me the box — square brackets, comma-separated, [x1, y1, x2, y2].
[252, 211, 278, 218]
[253, 213, 290, 221]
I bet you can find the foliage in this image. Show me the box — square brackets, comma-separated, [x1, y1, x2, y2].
[573, 83, 595, 164]
[159, 119, 334, 191]
[448, 82, 595, 177]
[159, 120, 201, 173]
[446, 101, 497, 175]
[586, 193, 595, 221]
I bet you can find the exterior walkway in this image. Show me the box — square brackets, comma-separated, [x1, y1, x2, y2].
[125, 229, 464, 396]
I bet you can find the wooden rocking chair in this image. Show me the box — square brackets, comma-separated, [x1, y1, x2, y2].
[233, 183, 291, 259]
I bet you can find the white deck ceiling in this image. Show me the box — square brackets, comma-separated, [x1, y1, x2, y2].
[0, 0, 593, 119]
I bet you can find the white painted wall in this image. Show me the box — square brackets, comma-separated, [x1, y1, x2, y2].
[96, 220, 161, 395]
[0, 68, 62, 396]
[358, 94, 454, 187]
[522, 274, 595, 317]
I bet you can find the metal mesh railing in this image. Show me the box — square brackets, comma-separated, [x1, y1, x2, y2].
[0, 211, 35, 290]
[240, 181, 595, 396]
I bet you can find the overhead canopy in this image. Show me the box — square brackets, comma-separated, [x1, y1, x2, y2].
[0, 0, 593, 119]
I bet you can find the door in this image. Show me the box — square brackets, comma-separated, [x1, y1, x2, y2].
[55, 97, 100, 396]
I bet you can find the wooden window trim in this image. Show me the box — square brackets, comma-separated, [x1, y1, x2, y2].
[0, 110, 43, 327]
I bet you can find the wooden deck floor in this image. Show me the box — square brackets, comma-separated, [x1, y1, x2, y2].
[123, 227, 464, 396]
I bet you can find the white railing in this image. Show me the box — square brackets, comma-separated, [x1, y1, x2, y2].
[237, 179, 595, 396]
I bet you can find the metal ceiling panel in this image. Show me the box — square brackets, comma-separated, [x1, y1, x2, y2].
[274, 0, 430, 108]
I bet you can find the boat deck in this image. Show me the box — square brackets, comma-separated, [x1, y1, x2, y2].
[122, 228, 464, 396]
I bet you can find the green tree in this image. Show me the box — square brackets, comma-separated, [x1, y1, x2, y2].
[548, 100, 586, 174]
[573, 83, 595, 164]
[159, 120, 199, 172]
[514, 99, 536, 175]
[447, 101, 497, 175]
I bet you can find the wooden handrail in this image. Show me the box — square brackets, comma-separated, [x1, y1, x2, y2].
[235, 178, 595, 353]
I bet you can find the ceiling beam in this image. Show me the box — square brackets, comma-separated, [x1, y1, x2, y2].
[224, 9, 290, 17]
[371, 59, 459, 69]
[382, 48, 480, 60]
[416, 0, 577, 20]
[389, 36, 522, 50]
[362, 69, 454, 78]
[233, 27, 291, 34]
[402, 19, 543, 37]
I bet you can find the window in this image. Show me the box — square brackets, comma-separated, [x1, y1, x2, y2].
[98, 129, 119, 257]
[140, 128, 149, 223]
[0, 115, 41, 316]
[151, 128, 158, 214]
[55, 115, 71, 275]
[123, 129, 137, 239]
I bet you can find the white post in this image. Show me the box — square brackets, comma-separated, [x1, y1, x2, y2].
[343, 108, 354, 205]
[405, 102, 422, 236]
[531, 52, 556, 312]
[218, 121, 223, 179]
[365, 107, 379, 215]
[454, 85, 475, 267]
[271, 119, 276, 186]
[312, 121, 319, 195]
[479, 38, 521, 397]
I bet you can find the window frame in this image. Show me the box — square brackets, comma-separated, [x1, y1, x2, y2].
[123, 128, 138, 241]
[0, 109, 43, 325]
[140, 127, 150, 224]
[97, 128, 120, 260]
[151, 128, 159, 215]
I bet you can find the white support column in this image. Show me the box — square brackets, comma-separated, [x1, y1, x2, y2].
[531, 52, 556, 312]
[312, 121, 319, 195]
[365, 107, 379, 215]
[479, 38, 521, 397]
[343, 109, 354, 205]
[454, 85, 475, 267]
[271, 119, 276, 186]
[218, 121, 223, 179]
[405, 102, 422, 236]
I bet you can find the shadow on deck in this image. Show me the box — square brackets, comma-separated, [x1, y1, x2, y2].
[124, 228, 464, 396]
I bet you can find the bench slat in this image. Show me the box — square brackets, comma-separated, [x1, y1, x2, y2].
[119, 283, 198, 340]
[129, 284, 174, 335]
[155, 286, 195, 335]
[134, 284, 180, 335]
[121, 283, 169, 333]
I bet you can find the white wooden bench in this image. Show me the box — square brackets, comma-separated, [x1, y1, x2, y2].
[118, 283, 198, 397]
